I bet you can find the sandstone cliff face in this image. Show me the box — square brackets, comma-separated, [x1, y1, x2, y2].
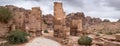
[5, 5, 25, 12]
[85, 17, 102, 26]
[87, 22, 120, 34]
[66, 12, 85, 27]
[0, 22, 9, 37]
[92, 18, 102, 24]
[85, 16, 92, 26]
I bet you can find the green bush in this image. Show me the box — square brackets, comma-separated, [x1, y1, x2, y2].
[106, 32, 113, 35]
[44, 30, 49, 33]
[0, 7, 13, 23]
[7, 29, 29, 44]
[78, 36, 92, 46]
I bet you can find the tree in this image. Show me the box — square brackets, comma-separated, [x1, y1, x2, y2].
[78, 36, 92, 46]
[7, 29, 29, 44]
[0, 7, 13, 23]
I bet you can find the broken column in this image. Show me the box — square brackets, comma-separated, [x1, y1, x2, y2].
[53, 2, 67, 38]
[26, 7, 42, 37]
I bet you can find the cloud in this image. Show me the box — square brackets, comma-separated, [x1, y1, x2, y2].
[82, 0, 120, 21]
[0, 0, 120, 21]
[105, 0, 120, 10]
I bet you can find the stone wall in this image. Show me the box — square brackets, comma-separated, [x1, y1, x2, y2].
[0, 22, 9, 37]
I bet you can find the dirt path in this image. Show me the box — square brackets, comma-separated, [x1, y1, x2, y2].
[25, 37, 61, 46]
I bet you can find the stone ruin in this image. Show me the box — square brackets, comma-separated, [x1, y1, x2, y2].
[25, 7, 42, 37]
[53, 2, 69, 39]
[42, 14, 53, 30]
[2, 3, 120, 46]
[40, 2, 88, 38]
[5, 5, 42, 37]
[4, 2, 85, 38]
[70, 12, 85, 36]
[1, 2, 116, 40]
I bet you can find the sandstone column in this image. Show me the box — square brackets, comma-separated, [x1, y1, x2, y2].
[27, 7, 42, 37]
[53, 2, 67, 38]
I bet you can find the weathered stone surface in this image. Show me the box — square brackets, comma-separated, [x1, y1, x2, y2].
[85, 16, 92, 25]
[13, 12, 25, 29]
[5, 5, 42, 37]
[70, 12, 85, 36]
[0, 22, 9, 37]
[84, 16, 92, 31]
[53, 2, 68, 38]
[54, 2, 65, 25]
[25, 7, 42, 37]
[42, 14, 53, 30]
[85, 16, 102, 28]
[92, 18, 102, 25]
[5, 5, 25, 12]
[115, 34, 120, 41]
[43, 14, 53, 24]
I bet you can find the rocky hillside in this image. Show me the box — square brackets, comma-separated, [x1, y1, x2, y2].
[87, 22, 120, 34]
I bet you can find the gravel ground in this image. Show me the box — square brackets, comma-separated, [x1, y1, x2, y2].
[25, 37, 61, 46]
